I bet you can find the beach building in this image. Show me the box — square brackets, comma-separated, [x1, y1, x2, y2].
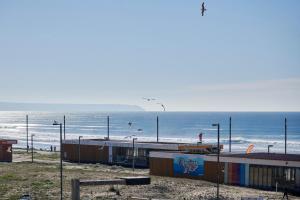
[0, 139, 17, 162]
[149, 151, 300, 195]
[62, 139, 221, 167]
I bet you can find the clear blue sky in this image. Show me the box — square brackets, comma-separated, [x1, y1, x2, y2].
[0, 1, 299, 111]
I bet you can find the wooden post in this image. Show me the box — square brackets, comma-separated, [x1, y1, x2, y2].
[71, 179, 80, 200]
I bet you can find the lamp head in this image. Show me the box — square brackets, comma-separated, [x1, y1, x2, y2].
[124, 134, 136, 139]
[212, 123, 219, 127]
[53, 120, 60, 126]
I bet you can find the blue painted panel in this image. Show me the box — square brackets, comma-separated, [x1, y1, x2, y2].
[240, 164, 245, 186]
[173, 155, 204, 176]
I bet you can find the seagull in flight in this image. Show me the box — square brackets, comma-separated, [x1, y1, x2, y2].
[143, 97, 156, 102]
[157, 103, 166, 112]
[201, 2, 207, 16]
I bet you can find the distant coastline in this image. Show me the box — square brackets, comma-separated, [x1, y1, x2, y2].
[0, 102, 144, 112]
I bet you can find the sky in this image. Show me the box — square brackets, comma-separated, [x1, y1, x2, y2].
[0, 0, 299, 111]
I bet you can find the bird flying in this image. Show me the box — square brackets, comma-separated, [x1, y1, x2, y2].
[143, 97, 156, 101]
[157, 103, 166, 112]
[201, 2, 207, 16]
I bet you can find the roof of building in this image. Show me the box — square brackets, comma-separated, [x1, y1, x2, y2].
[64, 138, 220, 151]
[215, 153, 300, 162]
[90, 138, 188, 145]
[150, 151, 300, 167]
[63, 139, 187, 150]
[0, 139, 18, 145]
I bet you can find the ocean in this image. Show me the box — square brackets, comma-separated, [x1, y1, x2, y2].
[0, 111, 299, 154]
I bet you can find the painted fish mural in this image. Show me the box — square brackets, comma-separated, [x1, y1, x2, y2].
[178, 157, 198, 174]
[173, 155, 204, 176]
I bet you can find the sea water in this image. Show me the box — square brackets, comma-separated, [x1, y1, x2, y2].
[0, 111, 299, 153]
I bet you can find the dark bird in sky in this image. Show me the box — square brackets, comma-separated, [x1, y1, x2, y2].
[143, 97, 156, 101]
[157, 103, 166, 112]
[201, 2, 207, 16]
[128, 122, 132, 127]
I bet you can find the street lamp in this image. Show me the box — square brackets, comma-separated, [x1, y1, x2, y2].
[268, 145, 274, 154]
[78, 136, 83, 164]
[53, 120, 63, 200]
[124, 134, 137, 172]
[132, 137, 137, 172]
[63, 115, 66, 140]
[212, 123, 220, 200]
[31, 134, 35, 163]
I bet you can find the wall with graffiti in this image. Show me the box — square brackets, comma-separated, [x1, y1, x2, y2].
[173, 155, 204, 176]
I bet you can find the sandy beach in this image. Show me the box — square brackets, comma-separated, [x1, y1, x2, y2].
[0, 149, 298, 200]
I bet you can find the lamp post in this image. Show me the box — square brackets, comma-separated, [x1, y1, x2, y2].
[78, 136, 83, 164]
[63, 115, 66, 140]
[285, 118, 287, 154]
[26, 115, 29, 152]
[53, 120, 63, 200]
[107, 116, 110, 140]
[212, 123, 220, 200]
[268, 145, 274, 154]
[31, 134, 35, 163]
[229, 117, 232, 152]
[132, 137, 137, 172]
[156, 116, 159, 142]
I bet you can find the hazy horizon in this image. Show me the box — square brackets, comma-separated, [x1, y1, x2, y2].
[1, 1, 299, 111]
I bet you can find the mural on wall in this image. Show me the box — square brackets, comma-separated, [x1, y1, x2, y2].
[173, 155, 204, 176]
